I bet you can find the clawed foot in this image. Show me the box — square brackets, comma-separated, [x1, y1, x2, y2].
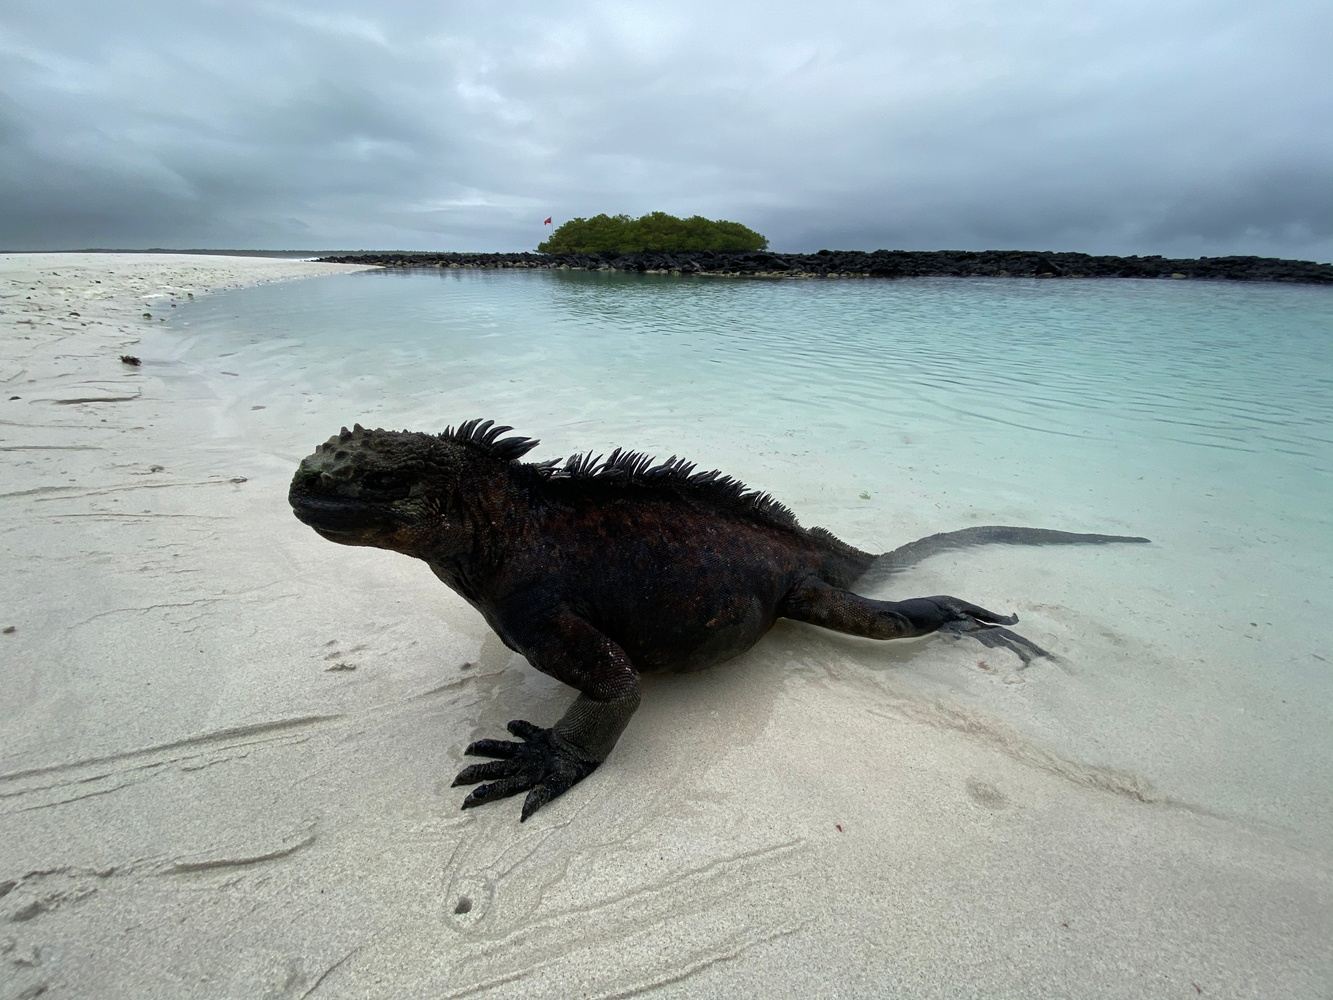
[926, 595, 1052, 666]
[452, 720, 599, 821]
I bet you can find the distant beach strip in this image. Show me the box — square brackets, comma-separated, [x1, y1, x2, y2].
[319, 249, 1333, 284]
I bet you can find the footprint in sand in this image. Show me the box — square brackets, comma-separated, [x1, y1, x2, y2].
[321, 638, 367, 672]
[445, 875, 493, 928]
[965, 777, 1010, 810]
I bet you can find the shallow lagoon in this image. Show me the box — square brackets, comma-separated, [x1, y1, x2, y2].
[171, 270, 1333, 838]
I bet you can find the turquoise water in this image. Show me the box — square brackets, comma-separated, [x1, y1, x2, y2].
[169, 270, 1333, 833]
[174, 270, 1333, 555]
[176, 269, 1333, 459]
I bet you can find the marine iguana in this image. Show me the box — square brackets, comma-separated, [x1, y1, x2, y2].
[289, 419, 1148, 821]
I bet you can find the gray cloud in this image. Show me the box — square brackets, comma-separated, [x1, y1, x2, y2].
[1, 0, 1329, 259]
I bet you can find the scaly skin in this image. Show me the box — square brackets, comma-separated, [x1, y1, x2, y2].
[289, 419, 1148, 821]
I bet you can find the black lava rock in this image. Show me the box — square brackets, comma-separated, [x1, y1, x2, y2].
[317, 250, 1333, 284]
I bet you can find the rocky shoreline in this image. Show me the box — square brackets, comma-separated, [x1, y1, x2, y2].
[318, 249, 1333, 284]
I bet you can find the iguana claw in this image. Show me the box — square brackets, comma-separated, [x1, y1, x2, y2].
[453, 720, 600, 821]
[931, 597, 1052, 666]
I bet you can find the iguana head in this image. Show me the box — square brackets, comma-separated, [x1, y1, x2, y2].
[289, 420, 541, 558]
[289, 424, 465, 556]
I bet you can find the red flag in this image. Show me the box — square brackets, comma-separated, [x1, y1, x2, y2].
[543, 216, 552, 226]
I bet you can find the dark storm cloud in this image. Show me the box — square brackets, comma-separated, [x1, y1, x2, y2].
[1, 0, 1329, 259]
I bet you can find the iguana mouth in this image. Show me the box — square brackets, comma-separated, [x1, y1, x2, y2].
[288, 489, 389, 533]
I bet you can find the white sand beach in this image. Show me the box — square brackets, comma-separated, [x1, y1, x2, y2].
[1, 254, 1329, 999]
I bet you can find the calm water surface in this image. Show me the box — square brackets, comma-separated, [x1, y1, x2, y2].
[174, 268, 1333, 512]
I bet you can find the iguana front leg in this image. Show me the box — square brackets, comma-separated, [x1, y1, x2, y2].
[452, 610, 641, 821]
[782, 577, 1051, 665]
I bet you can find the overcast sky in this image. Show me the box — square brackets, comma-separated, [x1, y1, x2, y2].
[1, 1, 1329, 259]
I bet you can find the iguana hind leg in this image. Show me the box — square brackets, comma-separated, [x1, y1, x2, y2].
[781, 577, 1050, 665]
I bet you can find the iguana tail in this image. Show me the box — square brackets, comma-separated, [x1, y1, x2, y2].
[852, 525, 1150, 590]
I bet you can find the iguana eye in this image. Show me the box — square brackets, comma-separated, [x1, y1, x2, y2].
[362, 470, 410, 494]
